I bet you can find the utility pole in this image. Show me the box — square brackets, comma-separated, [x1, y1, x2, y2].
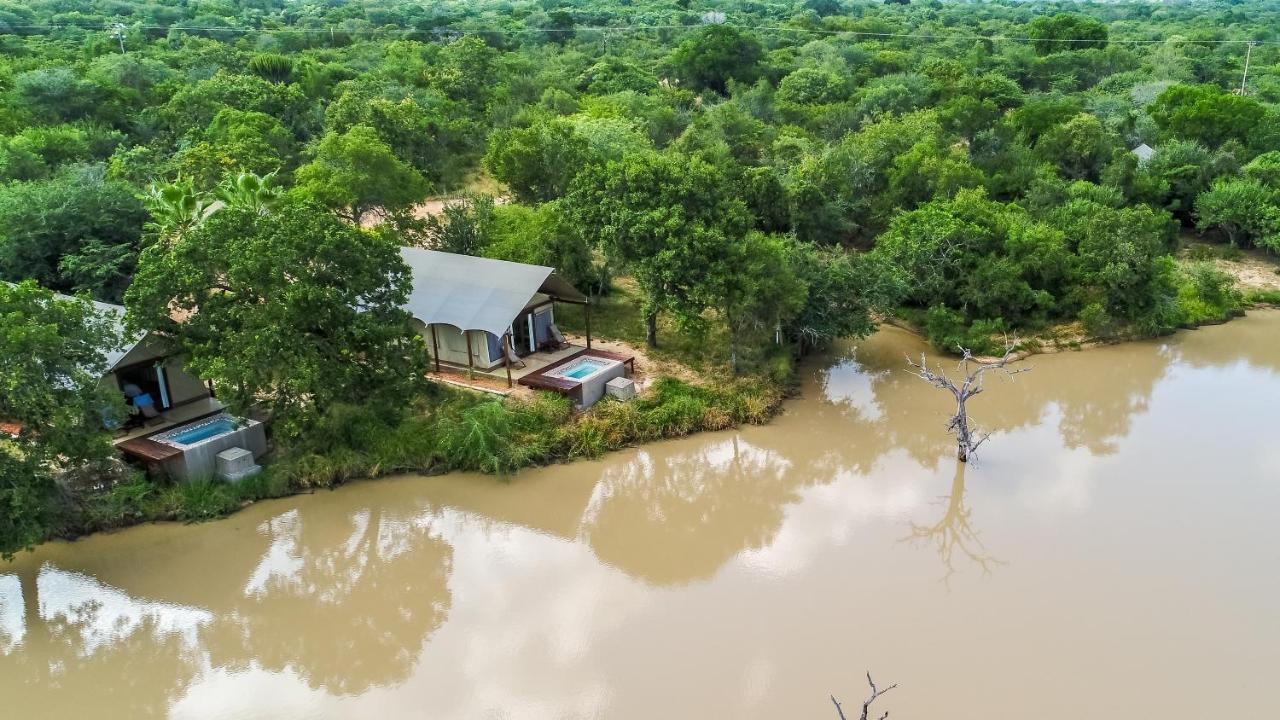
[111, 23, 126, 54]
[1241, 40, 1257, 95]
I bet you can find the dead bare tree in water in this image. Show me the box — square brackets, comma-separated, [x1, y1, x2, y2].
[831, 672, 897, 720]
[905, 341, 1029, 462]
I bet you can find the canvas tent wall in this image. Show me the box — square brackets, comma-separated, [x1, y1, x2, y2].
[399, 248, 588, 371]
[83, 299, 212, 414]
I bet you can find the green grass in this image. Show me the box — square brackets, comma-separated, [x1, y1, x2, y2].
[555, 279, 738, 373]
[261, 376, 781, 487]
[1246, 288, 1280, 305]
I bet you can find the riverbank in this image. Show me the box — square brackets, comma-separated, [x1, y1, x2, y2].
[42, 361, 786, 550]
[23, 248, 1279, 552]
[889, 245, 1278, 360]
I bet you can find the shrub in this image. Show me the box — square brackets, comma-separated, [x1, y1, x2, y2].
[435, 400, 529, 474]
[1184, 244, 1216, 261]
[1174, 262, 1243, 326]
[924, 305, 1005, 355]
[1079, 302, 1117, 338]
[164, 480, 239, 521]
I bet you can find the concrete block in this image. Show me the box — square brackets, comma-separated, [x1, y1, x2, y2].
[216, 447, 261, 483]
[605, 376, 636, 401]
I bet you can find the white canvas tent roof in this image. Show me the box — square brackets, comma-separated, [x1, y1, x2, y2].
[1132, 143, 1156, 163]
[92, 299, 146, 372]
[399, 248, 587, 337]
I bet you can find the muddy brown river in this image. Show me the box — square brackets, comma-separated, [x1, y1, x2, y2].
[4, 312, 1279, 719]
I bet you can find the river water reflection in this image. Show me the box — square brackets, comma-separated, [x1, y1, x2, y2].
[4, 313, 1279, 719]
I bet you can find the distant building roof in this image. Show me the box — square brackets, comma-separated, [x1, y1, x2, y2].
[1132, 143, 1156, 163]
[399, 248, 587, 337]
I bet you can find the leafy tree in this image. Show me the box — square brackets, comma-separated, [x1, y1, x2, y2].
[776, 67, 850, 107]
[1027, 13, 1109, 55]
[176, 108, 296, 186]
[0, 166, 145, 301]
[564, 152, 750, 346]
[705, 232, 807, 372]
[1194, 178, 1280, 250]
[418, 194, 496, 256]
[669, 24, 763, 94]
[160, 72, 313, 141]
[1149, 84, 1267, 148]
[1241, 151, 1280, 188]
[486, 201, 605, 295]
[873, 189, 1069, 327]
[886, 141, 985, 210]
[13, 67, 100, 122]
[294, 125, 430, 224]
[0, 281, 122, 557]
[784, 244, 904, 354]
[1055, 199, 1179, 328]
[1007, 95, 1083, 145]
[854, 73, 936, 121]
[1035, 112, 1115, 181]
[426, 35, 499, 112]
[576, 57, 657, 94]
[125, 201, 426, 432]
[483, 119, 592, 203]
[324, 82, 476, 183]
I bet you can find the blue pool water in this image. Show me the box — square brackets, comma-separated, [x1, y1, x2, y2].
[165, 417, 238, 445]
[561, 360, 607, 380]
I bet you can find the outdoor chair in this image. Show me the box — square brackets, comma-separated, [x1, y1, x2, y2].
[548, 324, 571, 350]
[504, 337, 527, 368]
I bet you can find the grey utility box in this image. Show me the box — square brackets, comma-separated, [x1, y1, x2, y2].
[216, 447, 262, 483]
[605, 376, 637, 401]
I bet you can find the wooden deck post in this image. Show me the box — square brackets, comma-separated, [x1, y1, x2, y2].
[465, 331, 474, 379]
[585, 301, 592, 350]
[503, 332, 513, 388]
[429, 324, 441, 373]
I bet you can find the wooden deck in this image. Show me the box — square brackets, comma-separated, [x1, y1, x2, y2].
[517, 348, 635, 401]
[116, 437, 183, 462]
[115, 407, 226, 465]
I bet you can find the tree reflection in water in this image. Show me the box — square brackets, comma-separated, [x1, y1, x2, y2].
[902, 462, 1003, 584]
[815, 324, 1175, 468]
[0, 564, 209, 719]
[204, 501, 454, 696]
[1, 492, 456, 715]
[582, 435, 801, 586]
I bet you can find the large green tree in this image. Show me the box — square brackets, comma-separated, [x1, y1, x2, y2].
[1026, 13, 1109, 55]
[1194, 178, 1280, 250]
[483, 119, 592, 203]
[1, 281, 122, 557]
[0, 166, 146, 302]
[565, 152, 750, 347]
[669, 25, 763, 94]
[1149, 84, 1267, 149]
[294, 125, 430, 224]
[125, 201, 427, 431]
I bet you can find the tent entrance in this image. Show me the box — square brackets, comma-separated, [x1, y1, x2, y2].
[512, 311, 533, 357]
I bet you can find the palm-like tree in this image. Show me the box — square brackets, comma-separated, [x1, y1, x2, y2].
[143, 176, 213, 244]
[214, 170, 283, 215]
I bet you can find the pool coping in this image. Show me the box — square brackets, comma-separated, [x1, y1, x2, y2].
[116, 409, 225, 464]
[153, 414, 243, 448]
